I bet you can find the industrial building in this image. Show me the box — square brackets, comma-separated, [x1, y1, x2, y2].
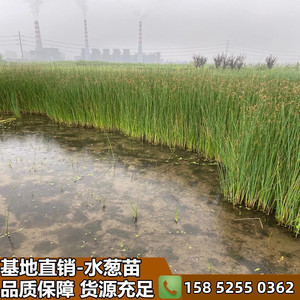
[30, 20, 64, 61]
[76, 20, 161, 63]
[28, 18, 160, 63]
[78, 48, 161, 64]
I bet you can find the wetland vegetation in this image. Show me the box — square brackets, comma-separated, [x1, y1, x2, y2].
[0, 63, 299, 234]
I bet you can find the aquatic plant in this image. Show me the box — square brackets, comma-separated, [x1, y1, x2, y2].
[0, 63, 299, 234]
[174, 208, 179, 223]
[99, 196, 106, 210]
[129, 200, 138, 222]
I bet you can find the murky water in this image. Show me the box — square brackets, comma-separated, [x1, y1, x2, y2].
[0, 115, 299, 274]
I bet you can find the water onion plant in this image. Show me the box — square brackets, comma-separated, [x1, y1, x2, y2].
[129, 200, 138, 223]
[0, 63, 299, 234]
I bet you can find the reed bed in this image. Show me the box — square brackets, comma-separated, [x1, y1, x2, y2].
[0, 63, 299, 234]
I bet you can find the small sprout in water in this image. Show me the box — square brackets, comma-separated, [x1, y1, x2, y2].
[208, 264, 215, 274]
[99, 196, 106, 210]
[188, 246, 192, 250]
[174, 208, 179, 223]
[129, 200, 138, 222]
[277, 256, 284, 263]
[120, 242, 124, 248]
[254, 268, 260, 272]
[73, 175, 83, 182]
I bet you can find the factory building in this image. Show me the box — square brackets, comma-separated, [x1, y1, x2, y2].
[76, 20, 162, 64]
[27, 18, 161, 63]
[30, 20, 64, 61]
[76, 48, 161, 64]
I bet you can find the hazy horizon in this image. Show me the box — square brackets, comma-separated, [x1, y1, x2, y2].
[0, 0, 299, 63]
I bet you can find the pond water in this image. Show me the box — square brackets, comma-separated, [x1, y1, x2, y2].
[0, 115, 299, 274]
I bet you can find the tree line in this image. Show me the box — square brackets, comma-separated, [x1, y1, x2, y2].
[193, 54, 278, 69]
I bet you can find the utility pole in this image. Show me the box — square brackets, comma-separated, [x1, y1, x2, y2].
[18, 32, 24, 60]
[225, 40, 229, 57]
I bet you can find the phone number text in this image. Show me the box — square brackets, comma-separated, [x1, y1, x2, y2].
[184, 280, 295, 295]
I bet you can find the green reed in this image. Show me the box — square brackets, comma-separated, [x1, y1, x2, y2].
[129, 200, 138, 223]
[0, 63, 299, 234]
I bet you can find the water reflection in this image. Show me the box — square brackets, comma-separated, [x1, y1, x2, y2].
[0, 115, 299, 274]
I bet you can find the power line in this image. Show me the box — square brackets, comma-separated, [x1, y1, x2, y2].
[0, 43, 19, 47]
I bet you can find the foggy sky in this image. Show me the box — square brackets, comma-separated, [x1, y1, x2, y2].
[0, 0, 299, 62]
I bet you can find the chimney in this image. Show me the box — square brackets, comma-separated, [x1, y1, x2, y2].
[84, 19, 90, 60]
[138, 21, 143, 63]
[34, 20, 43, 50]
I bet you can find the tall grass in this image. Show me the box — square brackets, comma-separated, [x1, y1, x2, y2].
[0, 63, 299, 234]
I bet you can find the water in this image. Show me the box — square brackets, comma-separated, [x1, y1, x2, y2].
[0, 115, 299, 274]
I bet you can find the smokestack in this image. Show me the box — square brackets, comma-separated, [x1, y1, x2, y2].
[34, 20, 43, 50]
[84, 19, 90, 60]
[138, 20, 143, 63]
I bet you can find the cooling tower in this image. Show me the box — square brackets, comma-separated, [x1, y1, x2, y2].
[34, 20, 43, 50]
[138, 21, 143, 63]
[84, 19, 90, 60]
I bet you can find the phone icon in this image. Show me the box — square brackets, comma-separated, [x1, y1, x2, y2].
[163, 280, 177, 295]
[159, 275, 182, 299]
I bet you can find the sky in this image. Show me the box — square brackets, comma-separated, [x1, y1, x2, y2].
[0, 0, 300, 62]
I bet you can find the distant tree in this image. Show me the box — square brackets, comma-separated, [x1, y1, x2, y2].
[214, 53, 224, 69]
[192, 54, 208, 68]
[0, 54, 3, 62]
[214, 53, 230, 69]
[227, 54, 246, 70]
[236, 55, 246, 70]
[227, 55, 238, 70]
[266, 55, 277, 69]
